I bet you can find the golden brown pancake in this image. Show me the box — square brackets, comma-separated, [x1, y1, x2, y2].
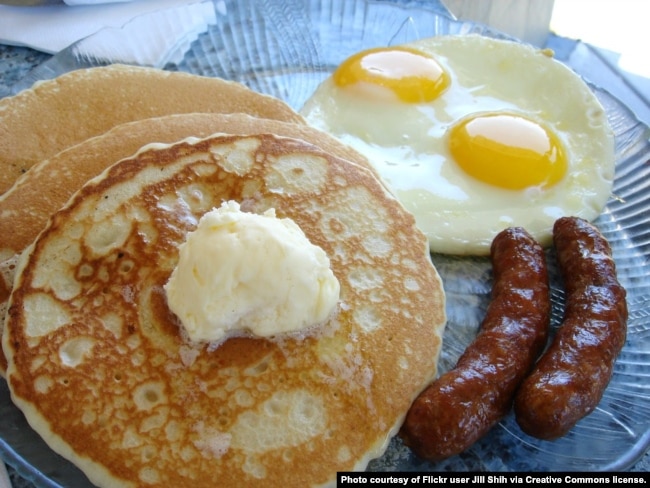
[0, 64, 304, 196]
[0, 112, 382, 375]
[4, 133, 446, 487]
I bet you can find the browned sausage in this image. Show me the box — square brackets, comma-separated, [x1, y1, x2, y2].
[400, 227, 550, 461]
[514, 216, 628, 440]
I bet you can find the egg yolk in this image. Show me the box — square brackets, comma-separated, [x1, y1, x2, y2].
[449, 113, 567, 190]
[333, 46, 450, 103]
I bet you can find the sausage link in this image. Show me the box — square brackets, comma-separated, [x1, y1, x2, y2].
[400, 227, 550, 461]
[514, 216, 628, 440]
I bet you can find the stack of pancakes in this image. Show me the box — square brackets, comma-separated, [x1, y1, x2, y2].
[0, 65, 446, 487]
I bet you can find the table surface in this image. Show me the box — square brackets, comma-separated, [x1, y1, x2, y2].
[0, 11, 649, 486]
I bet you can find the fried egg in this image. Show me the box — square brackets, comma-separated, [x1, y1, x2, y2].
[300, 34, 615, 255]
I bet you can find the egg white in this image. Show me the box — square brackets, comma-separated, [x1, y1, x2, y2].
[300, 34, 615, 255]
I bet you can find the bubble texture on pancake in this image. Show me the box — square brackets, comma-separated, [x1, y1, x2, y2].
[0, 112, 384, 376]
[4, 134, 446, 488]
[0, 64, 305, 197]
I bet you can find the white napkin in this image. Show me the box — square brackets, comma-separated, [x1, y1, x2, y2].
[0, 462, 10, 488]
[0, 0, 219, 67]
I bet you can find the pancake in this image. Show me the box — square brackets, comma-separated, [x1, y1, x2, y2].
[3, 133, 446, 487]
[0, 112, 383, 376]
[0, 64, 304, 196]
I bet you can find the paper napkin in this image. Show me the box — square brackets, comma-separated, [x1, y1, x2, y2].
[0, 0, 219, 66]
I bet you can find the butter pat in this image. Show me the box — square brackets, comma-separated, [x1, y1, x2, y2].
[165, 200, 340, 343]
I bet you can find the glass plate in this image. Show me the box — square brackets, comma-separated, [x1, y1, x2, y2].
[2, 0, 650, 484]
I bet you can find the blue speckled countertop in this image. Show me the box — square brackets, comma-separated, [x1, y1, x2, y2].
[0, 33, 649, 487]
[0, 45, 50, 98]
